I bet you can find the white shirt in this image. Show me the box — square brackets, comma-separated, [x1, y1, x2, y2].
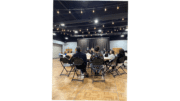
[109, 54, 115, 62]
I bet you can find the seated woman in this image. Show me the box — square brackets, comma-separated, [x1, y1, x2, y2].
[117, 48, 125, 63]
[90, 46, 104, 76]
[108, 50, 116, 69]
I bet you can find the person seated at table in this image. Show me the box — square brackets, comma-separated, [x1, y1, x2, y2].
[90, 46, 104, 76]
[69, 46, 89, 77]
[117, 48, 125, 64]
[104, 51, 109, 57]
[109, 50, 116, 69]
[103, 48, 106, 54]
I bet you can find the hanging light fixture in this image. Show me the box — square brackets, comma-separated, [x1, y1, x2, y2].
[117, 6, 119, 9]
[91, 35, 92, 36]
[122, 18, 124, 21]
[81, 9, 83, 14]
[120, 27, 122, 30]
[92, 9, 95, 13]
[88, 32, 90, 34]
[79, 29, 81, 32]
[94, 27, 96, 29]
[57, 28, 59, 30]
[111, 31, 113, 33]
[57, 10, 59, 14]
[82, 32, 84, 34]
[104, 8, 107, 11]
[103, 25, 104, 27]
[69, 10, 71, 14]
[112, 21, 114, 25]
[87, 28, 88, 31]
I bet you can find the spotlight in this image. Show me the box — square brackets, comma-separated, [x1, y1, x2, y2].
[57, 10, 59, 14]
[74, 31, 78, 34]
[122, 18, 124, 21]
[65, 37, 68, 40]
[87, 28, 88, 31]
[121, 35, 124, 37]
[79, 29, 81, 32]
[98, 29, 101, 32]
[117, 6, 119, 9]
[81, 10, 83, 14]
[94, 19, 98, 23]
[69, 10, 71, 14]
[112, 22, 114, 24]
[94, 27, 96, 29]
[103, 25, 104, 27]
[104, 8, 107, 11]
[61, 23, 65, 26]
[92, 9, 95, 13]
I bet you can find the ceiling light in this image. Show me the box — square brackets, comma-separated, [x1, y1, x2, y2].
[61, 23, 65, 26]
[103, 25, 104, 27]
[112, 22, 114, 24]
[82, 32, 84, 34]
[81, 10, 83, 14]
[94, 27, 96, 29]
[57, 28, 59, 30]
[117, 6, 119, 9]
[53, 33, 56, 36]
[74, 31, 78, 33]
[98, 29, 101, 32]
[69, 10, 71, 14]
[121, 35, 124, 37]
[65, 37, 68, 40]
[94, 19, 98, 23]
[114, 29, 116, 31]
[120, 27, 122, 30]
[64, 33, 65, 35]
[87, 28, 88, 31]
[104, 8, 107, 11]
[91, 35, 92, 36]
[122, 18, 124, 21]
[125, 29, 128, 31]
[79, 29, 81, 32]
[64, 29, 66, 31]
[57, 10, 59, 14]
[88, 32, 90, 34]
[92, 9, 95, 13]
[111, 31, 113, 33]
[70, 30, 71, 32]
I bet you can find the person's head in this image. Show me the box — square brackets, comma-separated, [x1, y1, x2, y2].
[94, 46, 100, 52]
[110, 50, 114, 54]
[76, 46, 81, 52]
[119, 49, 125, 56]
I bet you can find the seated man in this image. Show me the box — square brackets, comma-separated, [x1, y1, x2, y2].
[90, 46, 104, 75]
[69, 46, 89, 77]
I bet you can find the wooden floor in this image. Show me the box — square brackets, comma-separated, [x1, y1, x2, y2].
[52, 59, 127, 101]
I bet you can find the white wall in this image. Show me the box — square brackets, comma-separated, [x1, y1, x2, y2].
[110, 40, 127, 51]
[64, 42, 77, 52]
[53, 40, 64, 52]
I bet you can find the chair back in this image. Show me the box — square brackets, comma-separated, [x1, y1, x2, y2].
[111, 57, 118, 66]
[72, 57, 84, 66]
[105, 53, 108, 57]
[119, 56, 125, 63]
[60, 58, 69, 63]
[91, 59, 104, 65]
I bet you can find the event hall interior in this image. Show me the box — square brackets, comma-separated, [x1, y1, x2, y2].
[52, 1, 128, 100]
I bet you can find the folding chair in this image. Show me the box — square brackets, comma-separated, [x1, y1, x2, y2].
[106, 57, 119, 78]
[59, 58, 73, 77]
[71, 57, 85, 82]
[90, 59, 105, 83]
[117, 56, 127, 75]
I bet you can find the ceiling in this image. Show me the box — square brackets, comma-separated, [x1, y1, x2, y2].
[53, 0, 128, 42]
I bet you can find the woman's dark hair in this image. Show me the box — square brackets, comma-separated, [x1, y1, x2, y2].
[94, 46, 100, 52]
[119, 49, 125, 57]
[111, 50, 114, 54]
[76, 46, 81, 52]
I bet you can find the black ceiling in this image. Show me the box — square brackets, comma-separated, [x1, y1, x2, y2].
[53, 1, 128, 42]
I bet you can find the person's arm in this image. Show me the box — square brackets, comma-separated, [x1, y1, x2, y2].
[84, 54, 87, 65]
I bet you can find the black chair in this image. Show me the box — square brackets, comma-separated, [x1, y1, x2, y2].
[106, 57, 119, 78]
[71, 57, 85, 82]
[105, 53, 108, 57]
[117, 56, 127, 75]
[59, 58, 73, 77]
[90, 59, 105, 83]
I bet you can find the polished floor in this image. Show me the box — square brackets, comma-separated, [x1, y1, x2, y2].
[52, 59, 127, 101]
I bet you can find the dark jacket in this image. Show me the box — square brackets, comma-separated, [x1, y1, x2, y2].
[90, 52, 104, 61]
[70, 52, 87, 65]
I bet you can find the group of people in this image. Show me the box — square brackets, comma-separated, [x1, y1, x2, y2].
[68, 46, 126, 78]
